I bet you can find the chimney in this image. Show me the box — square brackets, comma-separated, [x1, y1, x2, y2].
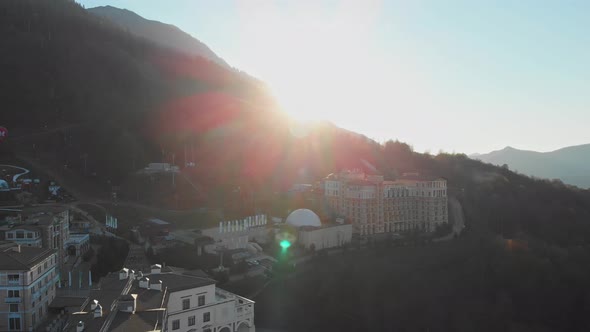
[118, 294, 137, 314]
[90, 299, 99, 310]
[150, 280, 163, 291]
[129, 270, 135, 280]
[76, 321, 85, 332]
[119, 268, 129, 281]
[150, 264, 162, 274]
[139, 277, 150, 289]
[93, 304, 103, 318]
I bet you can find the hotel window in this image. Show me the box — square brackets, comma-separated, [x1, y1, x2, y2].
[16, 231, 24, 239]
[198, 295, 205, 306]
[9, 318, 20, 330]
[8, 274, 19, 282]
[8, 290, 20, 298]
[182, 298, 190, 310]
[203, 312, 211, 322]
[172, 319, 180, 330]
[188, 316, 195, 326]
[9, 304, 19, 312]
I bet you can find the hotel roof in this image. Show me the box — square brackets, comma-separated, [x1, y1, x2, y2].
[0, 244, 55, 270]
[61, 269, 217, 332]
[109, 311, 161, 332]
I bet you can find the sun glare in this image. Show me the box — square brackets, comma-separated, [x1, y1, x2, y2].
[236, 1, 386, 123]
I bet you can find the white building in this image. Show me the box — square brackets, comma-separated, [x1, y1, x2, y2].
[297, 224, 353, 251]
[201, 215, 268, 254]
[3, 225, 43, 247]
[0, 242, 59, 331]
[65, 265, 255, 332]
[285, 209, 353, 250]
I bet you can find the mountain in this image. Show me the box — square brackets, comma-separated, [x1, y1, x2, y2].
[5, 1, 590, 330]
[87, 5, 230, 68]
[471, 144, 590, 188]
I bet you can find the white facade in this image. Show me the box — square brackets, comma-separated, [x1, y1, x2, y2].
[4, 227, 43, 247]
[163, 282, 254, 332]
[202, 215, 268, 253]
[285, 209, 322, 227]
[298, 223, 353, 250]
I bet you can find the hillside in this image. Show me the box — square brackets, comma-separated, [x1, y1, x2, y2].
[3, 2, 590, 330]
[0, 0, 275, 183]
[472, 145, 590, 189]
[2, 0, 590, 243]
[87, 5, 229, 68]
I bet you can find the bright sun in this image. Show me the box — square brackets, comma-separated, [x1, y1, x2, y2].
[235, 1, 389, 123]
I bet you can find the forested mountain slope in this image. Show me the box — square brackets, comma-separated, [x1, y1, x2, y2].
[473, 145, 590, 189]
[3, 1, 590, 330]
[88, 5, 230, 68]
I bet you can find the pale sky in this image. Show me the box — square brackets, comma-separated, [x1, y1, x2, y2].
[78, 0, 590, 155]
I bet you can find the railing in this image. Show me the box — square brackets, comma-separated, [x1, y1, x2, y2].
[7, 279, 20, 285]
[236, 305, 254, 320]
[5, 297, 21, 303]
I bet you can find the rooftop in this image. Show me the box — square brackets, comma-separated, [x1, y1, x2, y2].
[146, 218, 170, 226]
[399, 173, 446, 182]
[298, 221, 351, 231]
[24, 215, 57, 226]
[109, 311, 162, 332]
[57, 263, 258, 332]
[61, 273, 130, 332]
[0, 243, 55, 270]
[346, 179, 377, 186]
[4, 224, 41, 232]
[22, 205, 69, 217]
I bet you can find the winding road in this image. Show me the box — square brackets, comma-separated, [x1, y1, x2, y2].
[0, 164, 30, 182]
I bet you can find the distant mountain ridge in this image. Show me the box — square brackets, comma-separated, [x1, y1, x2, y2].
[88, 5, 229, 68]
[471, 144, 590, 188]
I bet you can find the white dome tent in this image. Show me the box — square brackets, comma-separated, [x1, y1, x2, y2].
[283, 208, 352, 251]
[285, 209, 322, 228]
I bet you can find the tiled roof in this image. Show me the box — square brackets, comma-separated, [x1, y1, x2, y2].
[0, 245, 55, 270]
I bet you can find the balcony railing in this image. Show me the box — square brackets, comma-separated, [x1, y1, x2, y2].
[7, 279, 20, 285]
[5, 297, 21, 303]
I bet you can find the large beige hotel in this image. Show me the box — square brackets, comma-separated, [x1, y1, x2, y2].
[323, 170, 448, 236]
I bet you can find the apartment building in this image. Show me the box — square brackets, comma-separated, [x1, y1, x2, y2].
[61, 264, 255, 332]
[21, 207, 70, 267]
[324, 170, 448, 236]
[3, 226, 43, 248]
[0, 242, 58, 331]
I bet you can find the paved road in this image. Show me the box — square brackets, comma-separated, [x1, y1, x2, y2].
[434, 196, 465, 242]
[123, 244, 150, 273]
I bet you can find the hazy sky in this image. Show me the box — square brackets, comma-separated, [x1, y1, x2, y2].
[78, 0, 590, 154]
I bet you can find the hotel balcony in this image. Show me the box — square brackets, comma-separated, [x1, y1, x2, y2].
[5, 297, 22, 303]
